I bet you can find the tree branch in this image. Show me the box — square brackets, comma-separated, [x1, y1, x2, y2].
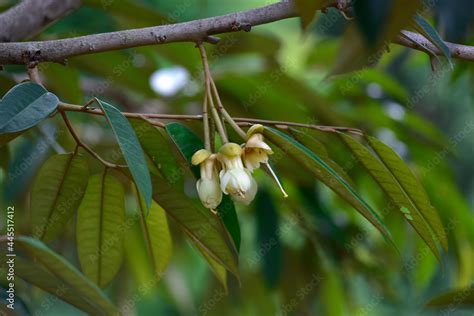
[0, 1, 473, 65]
[0, 0, 81, 43]
[394, 30, 474, 62]
[0, 1, 297, 64]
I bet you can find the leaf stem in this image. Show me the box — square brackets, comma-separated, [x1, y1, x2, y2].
[59, 110, 125, 168]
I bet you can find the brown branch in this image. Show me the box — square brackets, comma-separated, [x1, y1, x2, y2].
[0, 0, 81, 43]
[0, 2, 298, 64]
[58, 102, 363, 134]
[395, 30, 474, 62]
[0, 2, 472, 65]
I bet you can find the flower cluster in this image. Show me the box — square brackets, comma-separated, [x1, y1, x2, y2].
[192, 124, 274, 210]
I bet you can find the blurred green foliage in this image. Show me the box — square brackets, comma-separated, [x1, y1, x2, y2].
[0, 0, 473, 315]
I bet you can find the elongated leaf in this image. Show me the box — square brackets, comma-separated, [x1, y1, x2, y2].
[340, 134, 442, 260]
[332, 0, 423, 75]
[76, 170, 126, 288]
[0, 82, 59, 133]
[13, 236, 118, 315]
[165, 122, 241, 251]
[289, 128, 355, 187]
[190, 239, 229, 292]
[136, 192, 172, 279]
[255, 189, 282, 289]
[130, 120, 239, 279]
[414, 14, 453, 67]
[365, 136, 448, 251]
[13, 257, 103, 315]
[31, 153, 89, 242]
[426, 287, 474, 307]
[97, 99, 152, 209]
[263, 127, 394, 246]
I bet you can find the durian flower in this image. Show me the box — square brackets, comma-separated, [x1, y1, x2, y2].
[217, 143, 257, 204]
[243, 124, 273, 172]
[192, 149, 222, 209]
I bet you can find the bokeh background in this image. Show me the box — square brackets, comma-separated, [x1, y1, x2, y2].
[0, 0, 473, 315]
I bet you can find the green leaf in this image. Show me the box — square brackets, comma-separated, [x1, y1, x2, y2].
[31, 153, 89, 242]
[365, 135, 448, 252]
[255, 189, 282, 289]
[97, 99, 152, 209]
[263, 127, 394, 246]
[289, 128, 355, 187]
[0, 82, 59, 133]
[136, 192, 173, 279]
[426, 287, 474, 308]
[331, 0, 423, 75]
[76, 170, 126, 288]
[165, 122, 241, 251]
[339, 134, 442, 260]
[13, 236, 118, 315]
[130, 120, 239, 280]
[189, 239, 229, 293]
[13, 257, 104, 315]
[354, 0, 392, 46]
[414, 14, 453, 67]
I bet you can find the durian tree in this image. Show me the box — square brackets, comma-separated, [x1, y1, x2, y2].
[0, 0, 473, 315]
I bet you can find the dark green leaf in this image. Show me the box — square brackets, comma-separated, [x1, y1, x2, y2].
[131, 120, 239, 280]
[263, 127, 394, 246]
[426, 287, 474, 308]
[0, 82, 59, 133]
[31, 153, 88, 242]
[13, 257, 103, 315]
[97, 99, 152, 209]
[289, 128, 355, 187]
[331, 0, 423, 75]
[414, 14, 453, 67]
[340, 133, 442, 260]
[166, 122, 241, 251]
[365, 135, 448, 252]
[255, 189, 282, 289]
[13, 236, 118, 315]
[76, 170, 126, 288]
[354, 0, 392, 46]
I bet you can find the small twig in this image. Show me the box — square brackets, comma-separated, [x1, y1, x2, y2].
[59, 110, 126, 168]
[58, 102, 364, 135]
[198, 42, 229, 144]
[209, 77, 247, 139]
[202, 88, 211, 150]
[197, 42, 212, 151]
[83, 97, 100, 109]
[27, 64, 42, 84]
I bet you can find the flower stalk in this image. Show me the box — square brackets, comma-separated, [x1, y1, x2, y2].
[193, 43, 287, 210]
